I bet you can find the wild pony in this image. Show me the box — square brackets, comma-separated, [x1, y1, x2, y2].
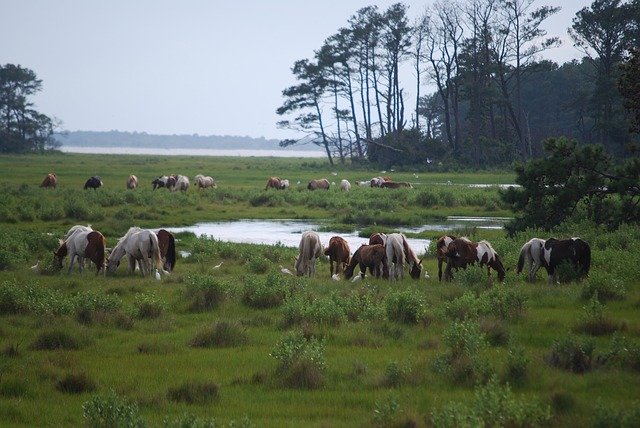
[369, 232, 387, 246]
[40, 173, 57, 188]
[156, 229, 176, 272]
[443, 237, 506, 282]
[380, 181, 413, 189]
[339, 179, 351, 191]
[344, 244, 389, 280]
[172, 175, 190, 192]
[370, 177, 392, 188]
[384, 233, 422, 280]
[166, 175, 177, 190]
[127, 174, 138, 190]
[279, 179, 290, 189]
[195, 174, 217, 189]
[152, 176, 168, 190]
[294, 231, 323, 277]
[265, 176, 282, 190]
[106, 227, 162, 277]
[543, 237, 591, 284]
[53, 228, 106, 275]
[516, 238, 546, 282]
[307, 179, 330, 190]
[323, 236, 350, 277]
[84, 176, 103, 190]
[436, 235, 457, 282]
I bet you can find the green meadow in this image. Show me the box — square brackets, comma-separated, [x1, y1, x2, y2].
[0, 153, 639, 427]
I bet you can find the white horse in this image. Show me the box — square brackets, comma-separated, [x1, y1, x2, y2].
[127, 174, 138, 190]
[107, 227, 162, 277]
[279, 179, 290, 189]
[53, 228, 106, 275]
[385, 233, 406, 280]
[195, 174, 217, 189]
[516, 238, 546, 282]
[64, 224, 93, 241]
[172, 175, 190, 192]
[294, 231, 323, 277]
[339, 179, 351, 191]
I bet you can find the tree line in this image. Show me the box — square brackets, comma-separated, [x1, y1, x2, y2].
[277, 0, 640, 167]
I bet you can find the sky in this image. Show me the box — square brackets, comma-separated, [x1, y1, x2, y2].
[2, 0, 592, 141]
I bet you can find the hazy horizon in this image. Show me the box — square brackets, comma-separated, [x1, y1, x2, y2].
[3, 1, 590, 140]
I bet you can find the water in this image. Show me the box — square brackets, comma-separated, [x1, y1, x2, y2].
[167, 217, 509, 257]
[60, 146, 325, 158]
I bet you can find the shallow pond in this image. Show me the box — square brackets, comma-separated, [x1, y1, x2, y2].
[168, 216, 509, 257]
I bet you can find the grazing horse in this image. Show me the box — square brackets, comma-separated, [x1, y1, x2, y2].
[516, 238, 546, 282]
[53, 229, 106, 275]
[166, 175, 177, 190]
[265, 176, 282, 190]
[156, 229, 176, 272]
[384, 233, 421, 280]
[344, 244, 389, 280]
[40, 173, 57, 188]
[195, 174, 217, 189]
[339, 179, 351, 191]
[543, 237, 591, 284]
[127, 174, 138, 190]
[84, 176, 103, 190]
[323, 236, 350, 277]
[279, 179, 290, 189]
[356, 180, 372, 187]
[152, 176, 169, 190]
[401, 234, 423, 279]
[436, 235, 457, 282]
[369, 232, 387, 246]
[172, 175, 190, 192]
[444, 237, 506, 282]
[294, 231, 323, 277]
[106, 227, 162, 277]
[380, 181, 413, 189]
[307, 179, 330, 190]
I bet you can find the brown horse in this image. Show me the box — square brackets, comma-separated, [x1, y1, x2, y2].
[40, 173, 57, 188]
[307, 178, 330, 190]
[344, 244, 389, 280]
[265, 176, 282, 190]
[157, 229, 176, 272]
[436, 235, 457, 281]
[323, 236, 350, 277]
[54, 229, 106, 275]
[443, 237, 506, 282]
[380, 181, 413, 189]
[369, 232, 386, 246]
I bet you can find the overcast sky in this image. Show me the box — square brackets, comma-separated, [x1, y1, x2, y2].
[2, 0, 591, 140]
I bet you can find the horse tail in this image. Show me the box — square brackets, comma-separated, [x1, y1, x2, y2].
[165, 232, 176, 272]
[150, 233, 162, 272]
[516, 243, 527, 274]
[582, 241, 591, 276]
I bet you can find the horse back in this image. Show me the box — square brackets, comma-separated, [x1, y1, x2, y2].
[85, 231, 106, 271]
[157, 229, 176, 271]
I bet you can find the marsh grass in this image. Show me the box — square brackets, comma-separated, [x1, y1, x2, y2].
[167, 381, 220, 404]
[190, 321, 248, 348]
[31, 328, 83, 351]
[55, 371, 97, 394]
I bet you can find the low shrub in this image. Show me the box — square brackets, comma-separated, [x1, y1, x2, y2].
[574, 293, 621, 336]
[190, 321, 248, 348]
[246, 254, 269, 274]
[184, 274, 232, 312]
[31, 329, 81, 351]
[56, 371, 97, 394]
[74, 291, 122, 324]
[0, 378, 30, 398]
[385, 289, 427, 324]
[82, 390, 146, 428]
[242, 272, 290, 309]
[504, 345, 530, 385]
[131, 292, 166, 319]
[597, 334, 640, 372]
[162, 413, 218, 428]
[593, 401, 640, 428]
[547, 334, 594, 373]
[270, 331, 326, 389]
[581, 271, 626, 302]
[372, 396, 401, 427]
[479, 317, 510, 346]
[381, 360, 411, 388]
[167, 381, 219, 404]
[282, 294, 347, 327]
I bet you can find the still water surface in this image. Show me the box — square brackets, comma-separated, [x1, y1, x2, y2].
[60, 146, 325, 157]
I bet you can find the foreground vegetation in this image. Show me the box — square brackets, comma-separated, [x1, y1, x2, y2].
[0, 153, 639, 427]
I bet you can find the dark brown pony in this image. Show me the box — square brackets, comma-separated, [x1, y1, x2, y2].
[344, 244, 389, 280]
[543, 237, 591, 283]
[369, 232, 386, 246]
[380, 181, 413, 189]
[436, 235, 457, 281]
[265, 176, 281, 190]
[323, 236, 350, 277]
[157, 229, 176, 272]
[444, 237, 506, 282]
[307, 179, 330, 190]
[40, 173, 57, 188]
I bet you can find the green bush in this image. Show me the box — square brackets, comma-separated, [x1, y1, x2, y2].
[574, 293, 621, 336]
[167, 381, 219, 404]
[282, 294, 347, 327]
[56, 371, 97, 394]
[242, 272, 292, 309]
[82, 390, 146, 428]
[162, 413, 218, 428]
[131, 292, 166, 319]
[270, 331, 326, 389]
[184, 274, 232, 311]
[385, 289, 427, 324]
[74, 291, 122, 324]
[593, 401, 640, 428]
[547, 334, 594, 373]
[504, 345, 530, 385]
[190, 321, 248, 348]
[31, 329, 82, 351]
[598, 334, 640, 372]
[581, 271, 626, 301]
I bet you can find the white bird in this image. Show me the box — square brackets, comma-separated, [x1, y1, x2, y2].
[280, 265, 294, 276]
[331, 274, 340, 281]
[424, 272, 431, 279]
[331, 172, 338, 176]
[351, 274, 363, 282]
[154, 269, 161, 281]
[296, 180, 301, 185]
[30, 262, 39, 273]
[213, 261, 224, 269]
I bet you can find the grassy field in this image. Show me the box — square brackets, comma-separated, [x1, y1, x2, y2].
[0, 153, 639, 427]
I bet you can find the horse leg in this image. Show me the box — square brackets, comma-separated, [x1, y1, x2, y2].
[529, 262, 540, 283]
[68, 254, 76, 274]
[329, 259, 334, 277]
[438, 259, 443, 282]
[127, 255, 135, 275]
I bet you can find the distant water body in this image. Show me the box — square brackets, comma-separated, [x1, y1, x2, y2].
[60, 146, 326, 158]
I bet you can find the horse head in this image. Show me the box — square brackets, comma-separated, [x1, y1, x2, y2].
[409, 259, 422, 280]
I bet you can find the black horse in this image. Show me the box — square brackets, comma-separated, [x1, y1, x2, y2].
[84, 176, 103, 190]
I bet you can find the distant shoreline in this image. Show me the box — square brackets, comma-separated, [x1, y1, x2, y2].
[59, 146, 326, 158]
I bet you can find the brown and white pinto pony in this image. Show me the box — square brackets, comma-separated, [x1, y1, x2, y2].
[156, 229, 176, 272]
[344, 244, 389, 280]
[172, 175, 190, 192]
[323, 236, 350, 277]
[385, 233, 422, 280]
[40, 173, 57, 188]
[294, 231, 323, 277]
[127, 174, 138, 190]
[542, 237, 591, 284]
[307, 178, 330, 190]
[265, 176, 282, 190]
[53, 229, 106, 275]
[516, 238, 546, 282]
[436, 235, 457, 282]
[444, 237, 506, 282]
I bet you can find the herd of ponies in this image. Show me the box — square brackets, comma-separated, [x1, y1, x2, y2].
[39, 173, 591, 284]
